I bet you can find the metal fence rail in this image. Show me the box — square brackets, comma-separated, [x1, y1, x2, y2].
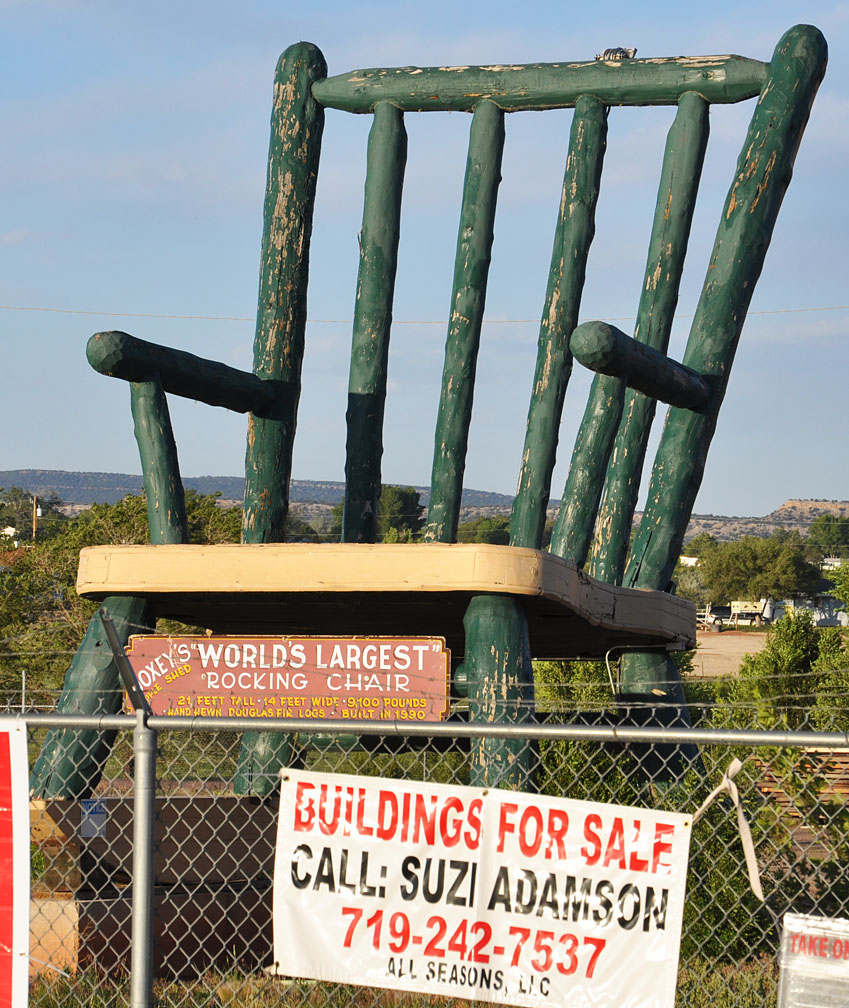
[21, 711, 849, 1007]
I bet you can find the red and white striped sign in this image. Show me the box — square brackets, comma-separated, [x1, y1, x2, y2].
[0, 721, 29, 1007]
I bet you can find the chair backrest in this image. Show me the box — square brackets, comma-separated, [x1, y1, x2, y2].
[234, 26, 826, 591]
[84, 28, 827, 592]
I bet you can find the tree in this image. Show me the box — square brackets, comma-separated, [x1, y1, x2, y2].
[282, 514, 320, 542]
[697, 534, 821, 604]
[328, 485, 425, 542]
[673, 560, 709, 606]
[811, 625, 849, 731]
[682, 532, 717, 558]
[722, 611, 822, 725]
[0, 486, 67, 542]
[713, 610, 847, 731]
[183, 490, 242, 544]
[828, 561, 849, 612]
[704, 614, 849, 959]
[807, 512, 849, 555]
[377, 485, 424, 540]
[456, 516, 510, 544]
[0, 492, 242, 697]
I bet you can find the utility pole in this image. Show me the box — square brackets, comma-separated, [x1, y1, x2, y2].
[32, 495, 38, 541]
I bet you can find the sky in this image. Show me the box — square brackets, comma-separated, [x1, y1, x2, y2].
[2, 0, 847, 517]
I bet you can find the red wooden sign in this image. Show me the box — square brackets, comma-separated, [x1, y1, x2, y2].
[126, 636, 450, 722]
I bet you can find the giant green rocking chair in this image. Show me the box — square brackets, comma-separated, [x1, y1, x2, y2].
[33, 25, 826, 798]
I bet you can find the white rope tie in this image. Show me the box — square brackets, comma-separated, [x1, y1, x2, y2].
[691, 758, 764, 901]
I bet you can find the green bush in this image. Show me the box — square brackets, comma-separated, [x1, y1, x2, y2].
[676, 956, 778, 1008]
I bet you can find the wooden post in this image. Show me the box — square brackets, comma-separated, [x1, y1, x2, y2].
[31, 599, 153, 798]
[313, 56, 768, 113]
[616, 652, 702, 780]
[343, 101, 407, 543]
[510, 96, 607, 549]
[87, 330, 276, 415]
[464, 596, 535, 790]
[590, 92, 709, 584]
[554, 308, 712, 568]
[242, 42, 326, 545]
[621, 25, 827, 709]
[569, 321, 710, 409]
[548, 373, 625, 565]
[624, 25, 827, 598]
[236, 43, 326, 795]
[131, 379, 190, 544]
[33, 379, 188, 797]
[419, 99, 536, 788]
[426, 99, 504, 542]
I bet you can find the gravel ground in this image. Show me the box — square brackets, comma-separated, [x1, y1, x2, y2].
[690, 630, 768, 678]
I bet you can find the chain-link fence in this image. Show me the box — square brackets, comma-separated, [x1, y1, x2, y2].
[17, 693, 849, 1008]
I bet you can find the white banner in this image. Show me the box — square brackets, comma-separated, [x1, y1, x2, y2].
[273, 770, 690, 1007]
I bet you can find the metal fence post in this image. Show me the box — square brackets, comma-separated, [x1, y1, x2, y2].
[131, 706, 157, 1008]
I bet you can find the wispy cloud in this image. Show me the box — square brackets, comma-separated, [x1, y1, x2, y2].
[0, 228, 31, 246]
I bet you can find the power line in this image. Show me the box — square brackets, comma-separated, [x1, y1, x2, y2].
[0, 305, 255, 322]
[1, 303, 848, 325]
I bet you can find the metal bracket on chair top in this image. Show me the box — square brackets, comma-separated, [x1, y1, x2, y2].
[98, 607, 151, 716]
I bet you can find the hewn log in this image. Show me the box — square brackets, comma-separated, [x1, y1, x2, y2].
[31, 597, 154, 798]
[87, 331, 276, 416]
[616, 653, 702, 777]
[624, 24, 827, 597]
[549, 373, 625, 565]
[464, 596, 535, 790]
[237, 42, 326, 796]
[426, 100, 504, 542]
[421, 100, 530, 788]
[130, 379, 190, 544]
[510, 96, 607, 549]
[570, 321, 710, 409]
[242, 42, 326, 546]
[343, 102, 407, 543]
[313, 55, 767, 114]
[33, 378, 189, 797]
[619, 25, 827, 728]
[591, 92, 709, 584]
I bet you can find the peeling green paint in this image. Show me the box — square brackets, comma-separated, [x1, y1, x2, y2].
[591, 91, 709, 586]
[31, 596, 154, 798]
[131, 379, 190, 545]
[549, 373, 625, 565]
[511, 96, 607, 549]
[313, 55, 768, 114]
[238, 42, 327, 794]
[624, 25, 827, 598]
[426, 100, 504, 543]
[570, 321, 710, 410]
[464, 595, 535, 790]
[343, 102, 407, 544]
[243, 42, 327, 548]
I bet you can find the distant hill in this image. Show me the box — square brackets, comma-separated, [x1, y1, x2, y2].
[2, 470, 846, 539]
[0, 469, 512, 509]
[682, 499, 849, 541]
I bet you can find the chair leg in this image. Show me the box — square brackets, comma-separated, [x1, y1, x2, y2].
[236, 43, 327, 794]
[618, 650, 702, 785]
[463, 595, 536, 791]
[233, 733, 297, 797]
[31, 596, 153, 798]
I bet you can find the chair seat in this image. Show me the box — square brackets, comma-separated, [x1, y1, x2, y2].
[77, 542, 695, 659]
